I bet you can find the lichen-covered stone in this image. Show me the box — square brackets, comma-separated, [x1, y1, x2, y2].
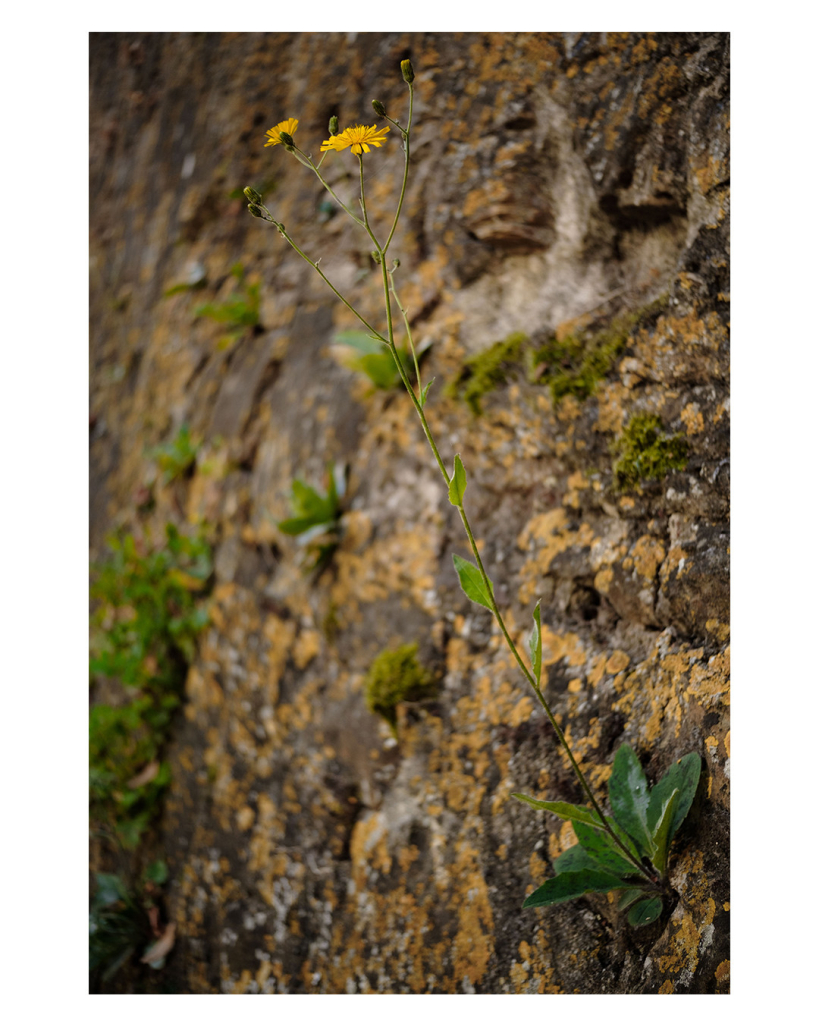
[90, 31, 729, 994]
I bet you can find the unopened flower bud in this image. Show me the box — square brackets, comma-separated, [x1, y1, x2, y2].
[247, 203, 265, 219]
[392, 258, 401, 270]
[401, 59, 415, 84]
[243, 186, 263, 205]
[372, 99, 387, 117]
[328, 115, 339, 136]
[371, 250, 381, 264]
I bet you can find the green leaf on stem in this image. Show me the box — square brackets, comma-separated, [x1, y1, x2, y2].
[448, 454, 467, 506]
[647, 751, 701, 841]
[573, 820, 641, 878]
[627, 896, 664, 927]
[553, 843, 602, 875]
[617, 887, 651, 911]
[608, 744, 654, 857]
[452, 553, 494, 611]
[649, 788, 679, 874]
[420, 378, 435, 408]
[528, 599, 542, 685]
[511, 794, 604, 829]
[523, 869, 624, 909]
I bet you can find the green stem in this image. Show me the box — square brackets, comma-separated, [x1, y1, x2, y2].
[388, 272, 421, 392]
[292, 147, 366, 227]
[383, 85, 413, 254]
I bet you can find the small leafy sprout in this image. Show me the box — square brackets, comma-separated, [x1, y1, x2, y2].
[277, 462, 346, 573]
[194, 263, 261, 350]
[148, 424, 200, 483]
[611, 413, 688, 491]
[332, 330, 430, 392]
[89, 859, 173, 989]
[514, 745, 701, 926]
[364, 642, 436, 736]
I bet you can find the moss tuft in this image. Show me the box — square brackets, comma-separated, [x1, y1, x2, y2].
[611, 413, 688, 491]
[446, 332, 528, 414]
[364, 643, 436, 734]
[531, 295, 669, 404]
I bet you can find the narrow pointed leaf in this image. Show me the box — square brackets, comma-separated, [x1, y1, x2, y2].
[627, 896, 663, 927]
[573, 820, 642, 878]
[452, 553, 494, 611]
[647, 751, 702, 840]
[420, 378, 435, 408]
[528, 600, 542, 684]
[609, 745, 654, 856]
[448, 454, 467, 506]
[649, 788, 679, 874]
[334, 330, 384, 354]
[511, 794, 604, 829]
[523, 869, 623, 909]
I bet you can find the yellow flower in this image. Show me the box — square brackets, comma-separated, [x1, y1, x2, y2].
[320, 123, 390, 155]
[264, 118, 299, 148]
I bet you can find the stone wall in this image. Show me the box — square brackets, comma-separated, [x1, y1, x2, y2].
[90, 31, 729, 993]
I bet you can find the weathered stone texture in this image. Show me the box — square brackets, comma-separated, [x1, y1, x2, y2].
[90, 32, 729, 993]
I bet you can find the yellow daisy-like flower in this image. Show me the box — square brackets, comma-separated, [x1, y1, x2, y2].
[320, 123, 390, 155]
[264, 118, 299, 148]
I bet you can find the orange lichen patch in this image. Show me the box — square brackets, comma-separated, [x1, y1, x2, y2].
[631, 535, 665, 579]
[680, 402, 705, 435]
[587, 652, 609, 687]
[517, 508, 595, 604]
[594, 566, 614, 595]
[606, 650, 630, 674]
[659, 979, 675, 994]
[705, 618, 730, 642]
[567, 678, 583, 694]
[724, 732, 730, 757]
[715, 960, 730, 985]
[292, 628, 320, 669]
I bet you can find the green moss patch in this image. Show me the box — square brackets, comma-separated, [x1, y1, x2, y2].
[611, 413, 688, 491]
[445, 332, 528, 414]
[531, 296, 668, 404]
[364, 643, 436, 734]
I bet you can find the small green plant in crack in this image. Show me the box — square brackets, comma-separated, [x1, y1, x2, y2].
[90, 525, 212, 847]
[611, 413, 688, 491]
[364, 643, 436, 736]
[90, 856, 174, 989]
[514, 745, 701, 925]
[148, 424, 200, 484]
[195, 262, 261, 350]
[277, 462, 346, 574]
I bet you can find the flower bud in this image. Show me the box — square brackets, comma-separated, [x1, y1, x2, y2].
[370, 250, 382, 264]
[372, 99, 387, 117]
[328, 115, 339, 136]
[243, 186, 263, 205]
[401, 59, 415, 84]
[247, 203, 265, 219]
[279, 131, 295, 148]
[391, 258, 401, 270]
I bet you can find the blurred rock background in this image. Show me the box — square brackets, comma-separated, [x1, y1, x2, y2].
[89, 31, 729, 994]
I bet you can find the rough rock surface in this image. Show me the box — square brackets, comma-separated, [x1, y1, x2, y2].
[90, 32, 730, 994]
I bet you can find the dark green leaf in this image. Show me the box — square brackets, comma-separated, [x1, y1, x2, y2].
[144, 860, 168, 885]
[94, 873, 128, 909]
[523, 869, 623, 909]
[608, 745, 654, 856]
[528, 600, 542, 685]
[448, 454, 467, 506]
[420, 378, 435, 408]
[553, 843, 601, 874]
[647, 751, 702, 840]
[627, 896, 663, 927]
[573, 820, 642, 878]
[277, 515, 327, 536]
[511, 793, 604, 829]
[617, 887, 651, 911]
[649, 788, 679, 874]
[452, 554, 494, 611]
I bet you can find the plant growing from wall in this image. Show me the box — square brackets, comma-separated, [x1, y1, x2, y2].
[277, 462, 346, 574]
[245, 63, 701, 925]
[194, 262, 261, 350]
[364, 643, 437, 736]
[90, 525, 212, 848]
